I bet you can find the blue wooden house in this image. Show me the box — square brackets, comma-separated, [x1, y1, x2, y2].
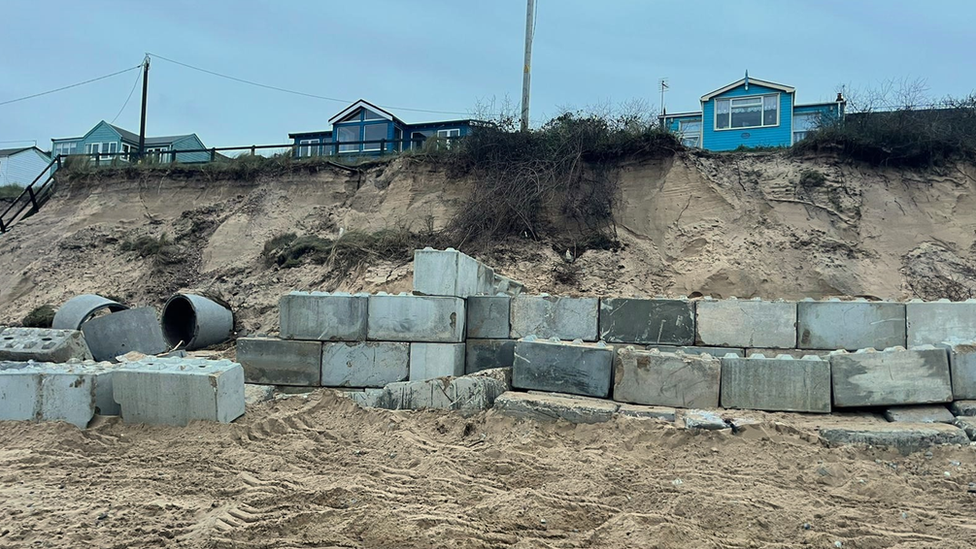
[0, 147, 52, 186]
[660, 73, 846, 151]
[289, 99, 478, 157]
[51, 121, 210, 164]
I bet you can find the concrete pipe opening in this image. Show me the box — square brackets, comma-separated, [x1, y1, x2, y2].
[161, 294, 233, 351]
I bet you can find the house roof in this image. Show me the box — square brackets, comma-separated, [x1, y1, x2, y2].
[0, 146, 49, 159]
[53, 121, 198, 147]
[701, 77, 795, 102]
[328, 99, 402, 125]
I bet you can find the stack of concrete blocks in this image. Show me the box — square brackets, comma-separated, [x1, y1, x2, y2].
[0, 360, 116, 428]
[466, 295, 516, 374]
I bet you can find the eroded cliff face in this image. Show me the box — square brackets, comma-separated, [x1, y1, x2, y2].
[2, 151, 974, 334]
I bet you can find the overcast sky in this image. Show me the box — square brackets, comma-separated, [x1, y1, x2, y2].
[3, 0, 975, 149]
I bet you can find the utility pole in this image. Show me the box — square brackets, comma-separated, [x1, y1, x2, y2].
[138, 54, 150, 159]
[520, 0, 535, 132]
[659, 78, 669, 116]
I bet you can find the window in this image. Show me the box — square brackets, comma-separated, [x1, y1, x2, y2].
[363, 124, 387, 151]
[121, 143, 132, 161]
[337, 126, 360, 153]
[363, 109, 385, 121]
[54, 142, 77, 157]
[146, 146, 170, 163]
[339, 110, 361, 123]
[436, 128, 461, 149]
[393, 127, 403, 151]
[793, 112, 821, 143]
[678, 120, 701, 148]
[299, 139, 318, 157]
[86, 143, 101, 155]
[715, 94, 779, 130]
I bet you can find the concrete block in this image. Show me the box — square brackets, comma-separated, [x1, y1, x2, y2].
[510, 295, 599, 341]
[244, 384, 276, 405]
[940, 342, 976, 400]
[797, 300, 906, 351]
[950, 400, 976, 416]
[819, 423, 969, 454]
[0, 328, 93, 363]
[80, 308, 168, 361]
[953, 417, 976, 440]
[599, 298, 694, 345]
[650, 345, 744, 357]
[617, 403, 676, 421]
[830, 346, 952, 408]
[696, 298, 796, 349]
[355, 375, 507, 416]
[236, 337, 322, 386]
[112, 357, 245, 426]
[465, 339, 516, 374]
[367, 294, 465, 343]
[492, 274, 525, 296]
[884, 405, 954, 424]
[612, 347, 721, 409]
[681, 409, 729, 430]
[466, 296, 511, 339]
[413, 248, 494, 297]
[746, 348, 832, 359]
[279, 292, 367, 341]
[0, 361, 116, 428]
[321, 341, 409, 387]
[720, 354, 831, 413]
[907, 300, 976, 346]
[512, 338, 614, 398]
[494, 392, 618, 424]
[409, 343, 465, 381]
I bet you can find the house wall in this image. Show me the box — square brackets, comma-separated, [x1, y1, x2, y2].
[702, 83, 794, 151]
[171, 135, 210, 163]
[77, 123, 123, 159]
[0, 149, 53, 186]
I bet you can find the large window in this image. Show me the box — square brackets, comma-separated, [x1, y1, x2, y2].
[55, 142, 77, 157]
[337, 126, 360, 153]
[715, 94, 778, 130]
[298, 139, 318, 157]
[793, 112, 820, 143]
[678, 120, 701, 147]
[363, 124, 387, 151]
[363, 109, 385, 121]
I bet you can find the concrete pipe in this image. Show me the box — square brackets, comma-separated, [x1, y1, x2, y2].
[161, 294, 233, 351]
[52, 294, 129, 330]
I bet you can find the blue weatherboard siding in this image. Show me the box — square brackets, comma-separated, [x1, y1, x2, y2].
[702, 83, 793, 151]
[171, 135, 209, 163]
[51, 121, 210, 164]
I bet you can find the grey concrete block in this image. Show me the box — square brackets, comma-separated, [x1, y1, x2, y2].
[510, 295, 599, 341]
[0, 361, 116, 428]
[244, 384, 276, 405]
[720, 355, 831, 413]
[466, 367, 512, 390]
[819, 423, 969, 454]
[940, 342, 976, 400]
[355, 375, 507, 416]
[512, 338, 614, 398]
[612, 347, 721, 408]
[599, 298, 694, 345]
[413, 248, 494, 297]
[907, 300, 976, 346]
[466, 296, 511, 339]
[953, 417, 976, 440]
[465, 339, 516, 374]
[279, 292, 367, 341]
[409, 343, 465, 381]
[80, 308, 168, 361]
[492, 274, 525, 296]
[494, 392, 618, 424]
[321, 341, 409, 388]
[367, 294, 465, 343]
[830, 346, 952, 408]
[650, 345, 744, 357]
[236, 337, 322, 386]
[681, 409, 729, 430]
[951, 400, 976, 416]
[797, 300, 906, 351]
[112, 357, 245, 426]
[0, 328, 93, 363]
[746, 348, 832, 359]
[696, 298, 797, 349]
[884, 405, 954, 424]
[617, 403, 676, 421]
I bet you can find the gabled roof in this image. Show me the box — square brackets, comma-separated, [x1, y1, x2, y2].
[328, 99, 401, 125]
[0, 146, 49, 159]
[701, 77, 795, 102]
[53, 121, 199, 147]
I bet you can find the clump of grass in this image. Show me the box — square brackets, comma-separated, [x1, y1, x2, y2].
[120, 233, 182, 265]
[263, 227, 447, 271]
[798, 169, 827, 190]
[0, 184, 24, 200]
[22, 305, 55, 328]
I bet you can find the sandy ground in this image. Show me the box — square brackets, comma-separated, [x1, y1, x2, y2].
[2, 391, 976, 548]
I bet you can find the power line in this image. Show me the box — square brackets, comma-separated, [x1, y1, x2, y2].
[0, 64, 143, 107]
[111, 66, 143, 124]
[147, 52, 473, 117]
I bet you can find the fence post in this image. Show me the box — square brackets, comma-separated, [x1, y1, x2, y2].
[56, 155, 62, 170]
[210, 148, 216, 162]
[250, 145, 256, 156]
[171, 150, 177, 164]
[0, 218, 5, 233]
[27, 186, 38, 212]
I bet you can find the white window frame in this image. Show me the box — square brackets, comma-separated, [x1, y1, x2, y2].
[146, 146, 171, 163]
[678, 120, 701, 148]
[336, 125, 360, 154]
[298, 139, 317, 157]
[121, 143, 132, 161]
[714, 93, 780, 131]
[362, 124, 387, 152]
[55, 142, 77, 157]
[436, 128, 461, 149]
[363, 109, 385, 121]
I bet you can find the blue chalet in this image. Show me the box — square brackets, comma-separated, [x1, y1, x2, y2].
[660, 74, 847, 151]
[51, 121, 210, 164]
[289, 99, 478, 157]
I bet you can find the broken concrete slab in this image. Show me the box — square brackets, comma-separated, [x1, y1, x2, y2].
[367, 294, 465, 343]
[112, 357, 245, 426]
[940, 342, 976, 400]
[720, 354, 831, 413]
[412, 248, 494, 298]
[244, 384, 276, 405]
[492, 273, 525, 296]
[80, 307, 168, 362]
[466, 296, 511, 339]
[650, 345, 744, 357]
[745, 348, 832, 359]
[465, 339, 516, 374]
[819, 423, 970, 454]
[0, 361, 116, 428]
[510, 295, 599, 341]
[599, 298, 695, 345]
[681, 409, 729, 430]
[953, 417, 976, 440]
[236, 337, 322, 386]
[883, 405, 955, 424]
[797, 299, 907, 351]
[409, 343, 465, 381]
[612, 347, 721, 408]
[321, 341, 409, 388]
[512, 338, 614, 398]
[950, 400, 976, 416]
[353, 374, 507, 416]
[616, 403, 676, 421]
[494, 391, 618, 424]
[830, 346, 952, 408]
[279, 291, 368, 341]
[0, 327, 93, 363]
[696, 298, 797, 349]
[907, 300, 976, 346]
[52, 294, 128, 330]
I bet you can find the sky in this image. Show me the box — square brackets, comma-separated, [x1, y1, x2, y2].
[3, 0, 975, 149]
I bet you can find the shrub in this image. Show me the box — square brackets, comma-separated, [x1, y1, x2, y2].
[23, 305, 55, 328]
[0, 185, 24, 200]
[264, 227, 446, 271]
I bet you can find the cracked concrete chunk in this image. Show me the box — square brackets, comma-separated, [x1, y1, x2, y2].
[884, 405, 954, 424]
[494, 391, 618, 424]
[820, 423, 969, 454]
